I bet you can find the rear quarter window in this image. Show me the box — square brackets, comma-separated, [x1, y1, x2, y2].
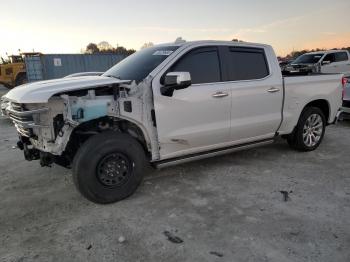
[226, 47, 269, 81]
[335, 52, 349, 62]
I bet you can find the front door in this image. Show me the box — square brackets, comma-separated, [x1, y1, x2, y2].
[321, 53, 338, 73]
[152, 46, 232, 160]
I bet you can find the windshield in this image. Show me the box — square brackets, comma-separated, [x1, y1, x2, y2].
[293, 53, 324, 64]
[103, 45, 180, 82]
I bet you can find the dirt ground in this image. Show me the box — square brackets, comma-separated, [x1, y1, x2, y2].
[0, 85, 349, 262]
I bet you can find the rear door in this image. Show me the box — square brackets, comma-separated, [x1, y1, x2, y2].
[321, 52, 350, 74]
[334, 52, 350, 73]
[223, 46, 283, 142]
[152, 46, 232, 159]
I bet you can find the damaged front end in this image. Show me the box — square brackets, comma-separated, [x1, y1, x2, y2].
[3, 77, 160, 168]
[5, 97, 74, 166]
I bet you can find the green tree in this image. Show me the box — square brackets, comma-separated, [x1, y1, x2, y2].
[86, 43, 99, 54]
[85, 42, 135, 56]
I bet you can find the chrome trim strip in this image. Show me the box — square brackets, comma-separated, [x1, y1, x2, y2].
[6, 107, 49, 116]
[153, 140, 273, 169]
[267, 87, 280, 93]
[212, 91, 229, 98]
[9, 116, 49, 128]
[9, 117, 33, 126]
[15, 125, 32, 137]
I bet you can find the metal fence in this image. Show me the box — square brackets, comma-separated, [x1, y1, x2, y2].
[25, 54, 126, 82]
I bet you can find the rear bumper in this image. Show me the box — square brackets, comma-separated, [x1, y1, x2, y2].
[338, 107, 350, 121]
[341, 107, 350, 114]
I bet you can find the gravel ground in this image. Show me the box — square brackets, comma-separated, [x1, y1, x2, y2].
[0, 84, 349, 262]
[0, 85, 6, 96]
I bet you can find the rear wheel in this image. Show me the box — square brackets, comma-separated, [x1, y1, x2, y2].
[73, 131, 148, 204]
[287, 107, 326, 151]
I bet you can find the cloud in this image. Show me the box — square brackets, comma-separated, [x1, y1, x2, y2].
[231, 15, 304, 40]
[302, 32, 350, 50]
[321, 32, 337, 36]
[127, 26, 231, 33]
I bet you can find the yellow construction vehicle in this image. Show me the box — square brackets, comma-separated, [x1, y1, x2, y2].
[0, 53, 40, 88]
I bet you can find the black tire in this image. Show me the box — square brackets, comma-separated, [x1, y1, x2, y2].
[15, 73, 27, 86]
[72, 131, 148, 204]
[287, 107, 326, 151]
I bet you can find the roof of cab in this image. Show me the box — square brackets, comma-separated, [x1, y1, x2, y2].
[307, 49, 348, 55]
[158, 40, 271, 48]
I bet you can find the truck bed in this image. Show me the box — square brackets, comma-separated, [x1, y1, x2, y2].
[278, 73, 343, 134]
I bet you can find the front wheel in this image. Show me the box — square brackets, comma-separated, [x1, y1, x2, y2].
[287, 107, 326, 151]
[72, 131, 148, 204]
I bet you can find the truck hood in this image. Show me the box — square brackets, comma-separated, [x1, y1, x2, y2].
[3, 76, 130, 103]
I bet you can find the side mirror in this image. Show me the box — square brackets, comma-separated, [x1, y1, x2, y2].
[322, 60, 331, 65]
[161, 72, 191, 96]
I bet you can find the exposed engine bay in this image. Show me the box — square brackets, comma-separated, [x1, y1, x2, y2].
[2, 77, 160, 167]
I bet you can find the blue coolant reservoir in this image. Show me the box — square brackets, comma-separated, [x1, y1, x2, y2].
[70, 97, 111, 123]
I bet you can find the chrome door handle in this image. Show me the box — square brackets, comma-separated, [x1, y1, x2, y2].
[267, 87, 280, 93]
[212, 91, 229, 98]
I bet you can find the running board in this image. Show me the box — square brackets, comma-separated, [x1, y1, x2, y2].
[153, 139, 274, 169]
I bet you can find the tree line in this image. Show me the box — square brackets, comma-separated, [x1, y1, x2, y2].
[85, 42, 136, 56]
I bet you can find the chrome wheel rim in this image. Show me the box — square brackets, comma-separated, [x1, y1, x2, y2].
[303, 114, 323, 147]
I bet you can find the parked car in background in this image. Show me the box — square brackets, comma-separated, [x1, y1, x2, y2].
[279, 59, 294, 71]
[2, 40, 343, 204]
[283, 50, 350, 75]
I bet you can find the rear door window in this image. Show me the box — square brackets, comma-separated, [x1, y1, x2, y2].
[226, 47, 269, 81]
[170, 47, 221, 84]
[323, 53, 336, 63]
[335, 52, 349, 62]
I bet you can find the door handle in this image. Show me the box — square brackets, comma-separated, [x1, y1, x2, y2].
[267, 87, 280, 93]
[212, 91, 229, 98]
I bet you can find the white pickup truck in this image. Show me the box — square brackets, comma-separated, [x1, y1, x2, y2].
[1, 40, 343, 204]
[283, 50, 350, 75]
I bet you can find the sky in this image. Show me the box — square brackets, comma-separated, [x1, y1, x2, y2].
[1, 0, 350, 57]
